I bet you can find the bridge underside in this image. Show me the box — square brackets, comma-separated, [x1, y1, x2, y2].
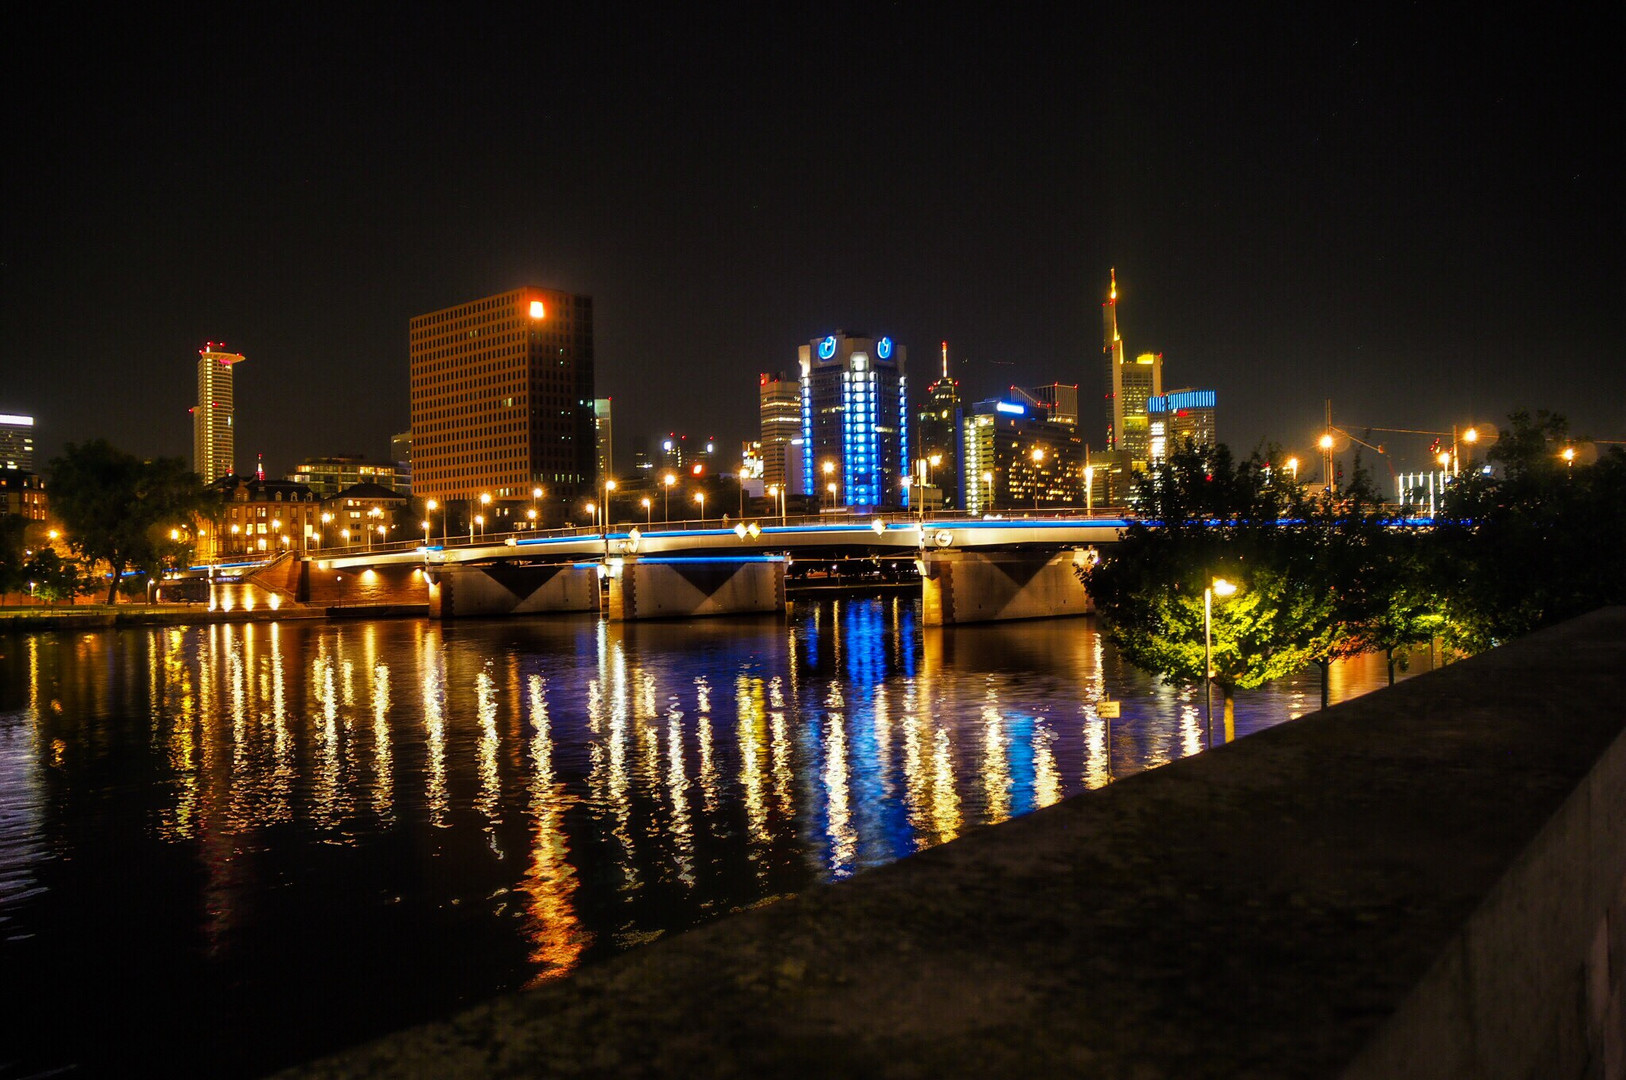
[428, 563, 599, 619]
[608, 556, 787, 621]
[920, 549, 1095, 625]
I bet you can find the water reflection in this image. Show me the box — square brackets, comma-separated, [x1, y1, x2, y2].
[0, 601, 1431, 1078]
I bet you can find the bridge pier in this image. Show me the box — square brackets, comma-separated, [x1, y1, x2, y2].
[919, 548, 1095, 625]
[428, 562, 600, 619]
[608, 556, 787, 621]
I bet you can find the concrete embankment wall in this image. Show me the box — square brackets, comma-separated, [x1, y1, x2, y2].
[282, 608, 1626, 1080]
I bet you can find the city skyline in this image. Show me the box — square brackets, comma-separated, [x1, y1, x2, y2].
[6, 9, 1619, 479]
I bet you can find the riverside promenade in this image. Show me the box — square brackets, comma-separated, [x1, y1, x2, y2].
[279, 607, 1626, 1079]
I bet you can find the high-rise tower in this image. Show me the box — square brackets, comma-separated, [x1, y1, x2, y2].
[409, 288, 594, 512]
[192, 343, 244, 483]
[917, 341, 962, 508]
[1102, 271, 1161, 465]
[758, 372, 801, 493]
[1102, 269, 1123, 450]
[799, 331, 908, 510]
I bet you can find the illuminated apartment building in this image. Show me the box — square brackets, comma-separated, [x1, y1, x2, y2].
[191, 344, 244, 483]
[409, 288, 594, 515]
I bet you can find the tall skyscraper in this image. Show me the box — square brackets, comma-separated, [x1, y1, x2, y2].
[1101, 271, 1162, 467]
[192, 344, 244, 483]
[1148, 389, 1218, 462]
[409, 288, 594, 510]
[917, 342, 962, 509]
[799, 331, 908, 510]
[0, 412, 35, 471]
[962, 398, 1083, 514]
[1024, 383, 1079, 428]
[758, 372, 801, 494]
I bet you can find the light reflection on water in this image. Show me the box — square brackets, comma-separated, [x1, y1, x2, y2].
[0, 600, 1430, 1077]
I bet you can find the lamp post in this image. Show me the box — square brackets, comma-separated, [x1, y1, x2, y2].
[1204, 577, 1238, 749]
[422, 518, 431, 547]
[822, 460, 836, 510]
[1461, 427, 1478, 472]
[641, 497, 652, 525]
[585, 501, 596, 531]
[531, 486, 543, 527]
[424, 500, 438, 545]
[1285, 457, 1299, 484]
[826, 482, 837, 512]
[663, 473, 676, 521]
[479, 492, 491, 536]
[1031, 447, 1045, 511]
[320, 512, 332, 549]
[694, 490, 705, 524]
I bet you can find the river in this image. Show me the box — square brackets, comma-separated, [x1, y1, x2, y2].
[0, 599, 1429, 1078]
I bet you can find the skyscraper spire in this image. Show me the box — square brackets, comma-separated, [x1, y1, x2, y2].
[941, 340, 949, 381]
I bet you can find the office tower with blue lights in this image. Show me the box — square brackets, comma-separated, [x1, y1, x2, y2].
[1148, 388, 1217, 462]
[799, 331, 908, 510]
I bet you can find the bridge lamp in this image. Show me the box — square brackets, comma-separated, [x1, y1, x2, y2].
[1030, 447, 1046, 510]
[1561, 446, 1576, 467]
[694, 490, 706, 521]
[734, 523, 748, 540]
[1204, 577, 1240, 750]
[641, 497, 651, 524]
[663, 473, 676, 520]
[421, 519, 431, 546]
[872, 519, 886, 536]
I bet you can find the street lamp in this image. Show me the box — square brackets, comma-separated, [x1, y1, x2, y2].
[422, 518, 431, 546]
[1204, 577, 1239, 748]
[320, 512, 332, 549]
[822, 460, 837, 510]
[694, 490, 705, 523]
[1561, 446, 1576, 468]
[641, 496, 652, 524]
[826, 482, 837, 512]
[604, 479, 617, 532]
[1285, 457, 1299, 484]
[662, 473, 676, 521]
[1319, 433, 1336, 492]
[1030, 447, 1046, 511]
[531, 486, 543, 526]
[425, 500, 438, 545]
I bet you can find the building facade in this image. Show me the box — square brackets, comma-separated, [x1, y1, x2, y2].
[192, 344, 244, 483]
[0, 413, 35, 472]
[962, 399, 1083, 515]
[758, 372, 801, 494]
[409, 288, 594, 514]
[390, 431, 413, 494]
[0, 470, 46, 520]
[285, 455, 400, 498]
[799, 331, 908, 510]
[1148, 389, 1218, 462]
[916, 342, 962, 509]
[202, 475, 320, 558]
[593, 398, 613, 481]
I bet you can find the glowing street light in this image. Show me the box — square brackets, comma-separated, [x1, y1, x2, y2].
[320, 511, 333, 549]
[662, 473, 676, 521]
[822, 460, 837, 510]
[1562, 446, 1576, 467]
[1319, 432, 1336, 492]
[1031, 446, 1046, 510]
[1204, 577, 1239, 748]
[1285, 457, 1299, 483]
[422, 518, 431, 546]
[531, 486, 543, 525]
[694, 490, 706, 523]
[641, 496, 652, 525]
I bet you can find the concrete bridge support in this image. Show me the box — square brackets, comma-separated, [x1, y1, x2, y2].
[919, 548, 1094, 625]
[608, 556, 787, 621]
[428, 562, 599, 619]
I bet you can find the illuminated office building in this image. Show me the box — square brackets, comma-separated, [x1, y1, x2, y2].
[285, 455, 400, 498]
[191, 344, 244, 483]
[409, 288, 594, 510]
[1148, 389, 1217, 462]
[1023, 383, 1079, 428]
[758, 372, 801, 494]
[0, 412, 35, 471]
[799, 331, 908, 510]
[1101, 270, 1162, 463]
[916, 342, 962, 509]
[962, 398, 1083, 514]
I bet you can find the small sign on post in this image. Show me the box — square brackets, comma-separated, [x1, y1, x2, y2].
[1097, 699, 1120, 719]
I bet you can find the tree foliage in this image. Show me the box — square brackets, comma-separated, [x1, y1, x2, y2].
[48, 440, 210, 604]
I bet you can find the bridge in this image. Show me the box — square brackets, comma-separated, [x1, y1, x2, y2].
[189, 512, 1132, 624]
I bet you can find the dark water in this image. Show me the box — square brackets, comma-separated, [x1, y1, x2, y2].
[0, 600, 1425, 1078]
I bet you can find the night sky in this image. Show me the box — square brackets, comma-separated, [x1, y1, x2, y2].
[5, 7, 1620, 481]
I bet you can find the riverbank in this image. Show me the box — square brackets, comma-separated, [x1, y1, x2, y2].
[0, 602, 425, 630]
[278, 607, 1626, 1079]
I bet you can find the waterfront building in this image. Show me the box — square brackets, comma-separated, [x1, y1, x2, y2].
[1148, 389, 1218, 462]
[799, 331, 908, 510]
[409, 288, 594, 517]
[962, 398, 1083, 514]
[916, 343, 962, 509]
[202, 474, 319, 557]
[285, 455, 400, 498]
[0, 470, 46, 520]
[192, 344, 244, 483]
[759, 372, 801, 494]
[0, 413, 35, 471]
[593, 398, 613, 480]
[324, 482, 411, 549]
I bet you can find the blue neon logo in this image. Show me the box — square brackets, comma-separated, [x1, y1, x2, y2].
[818, 335, 837, 360]
[877, 336, 893, 359]
[996, 402, 1026, 415]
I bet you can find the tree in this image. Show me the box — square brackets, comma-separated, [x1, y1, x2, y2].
[1083, 441, 1334, 733]
[1434, 411, 1626, 652]
[48, 440, 209, 604]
